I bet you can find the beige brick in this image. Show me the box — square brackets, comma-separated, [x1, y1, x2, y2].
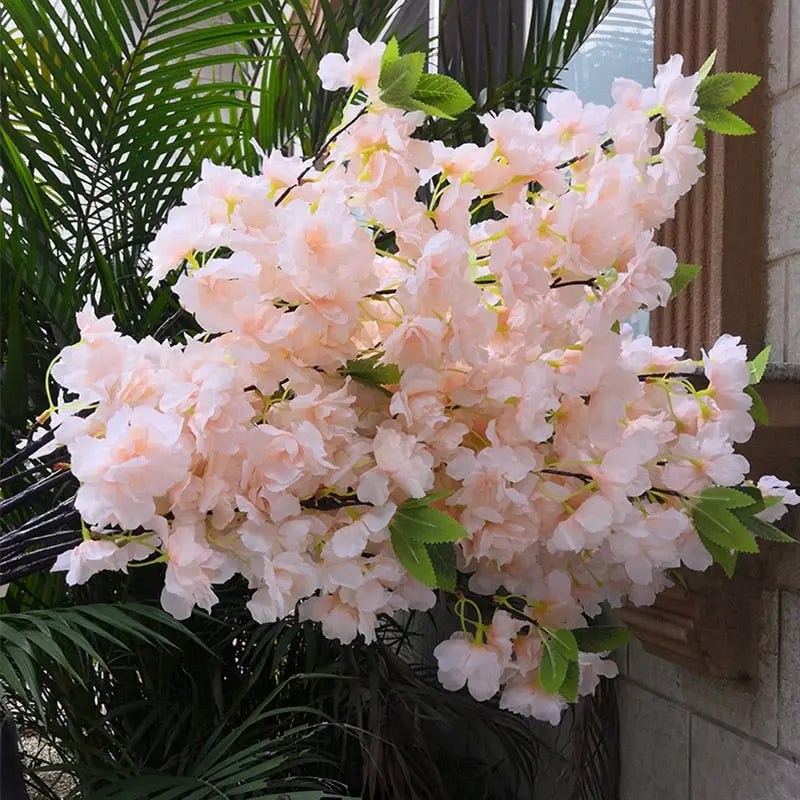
[767, 90, 800, 260]
[779, 591, 800, 755]
[787, 256, 800, 362]
[690, 716, 800, 800]
[792, 0, 800, 87]
[770, 0, 791, 95]
[619, 682, 689, 800]
[767, 260, 788, 361]
[627, 591, 780, 745]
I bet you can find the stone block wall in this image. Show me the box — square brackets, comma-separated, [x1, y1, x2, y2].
[619, 542, 800, 799]
[766, 0, 800, 362]
[618, 550, 800, 799]
[618, 3, 800, 797]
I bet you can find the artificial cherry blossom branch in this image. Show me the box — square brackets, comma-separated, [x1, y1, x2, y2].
[40, 32, 797, 725]
[273, 106, 369, 207]
[539, 468, 687, 501]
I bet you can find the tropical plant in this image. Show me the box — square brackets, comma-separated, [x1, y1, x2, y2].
[1, 580, 351, 799]
[1, 2, 627, 798]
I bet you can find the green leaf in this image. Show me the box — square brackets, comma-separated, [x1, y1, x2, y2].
[408, 73, 474, 120]
[697, 487, 757, 509]
[426, 542, 457, 592]
[389, 499, 466, 589]
[547, 628, 579, 661]
[391, 504, 468, 544]
[340, 353, 401, 390]
[0, 128, 51, 231]
[728, 484, 768, 513]
[698, 533, 738, 577]
[400, 490, 454, 509]
[748, 346, 770, 384]
[693, 126, 706, 151]
[390, 531, 436, 587]
[559, 660, 580, 703]
[737, 514, 795, 543]
[692, 502, 759, 553]
[667, 263, 701, 299]
[379, 51, 425, 108]
[571, 625, 631, 653]
[697, 50, 717, 81]
[538, 639, 569, 694]
[745, 385, 769, 424]
[381, 36, 399, 69]
[667, 568, 689, 590]
[699, 107, 756, 135]
[697, 72, 760, 110]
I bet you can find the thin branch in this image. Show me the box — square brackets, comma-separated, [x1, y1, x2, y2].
[1, 539, 82, 583]
[0, 430, 57, 478]
[0, 451, 69, 488]
[554, 114, 661, 170]
[539, 468, 593, 483]
[539, 468, 688, 501]
[299, 494, 369, 511]
[152, 308, 185, 341]
[1, 505, 80, 551]
[637, 371, 702, 382]
[274, 105, 370, 207]
[549, 277, 597, 289]
[0, 529, 82, 560]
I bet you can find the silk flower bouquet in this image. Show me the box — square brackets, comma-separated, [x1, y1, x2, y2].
[41, 32, 798, 724]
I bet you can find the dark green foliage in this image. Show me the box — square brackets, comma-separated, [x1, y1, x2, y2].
[2, 572, 547, 800]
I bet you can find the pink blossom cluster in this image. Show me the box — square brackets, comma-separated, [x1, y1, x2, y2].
[47, 31, 797, 722]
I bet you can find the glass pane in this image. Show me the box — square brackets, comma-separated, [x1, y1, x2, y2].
[556, 0, 655, 104]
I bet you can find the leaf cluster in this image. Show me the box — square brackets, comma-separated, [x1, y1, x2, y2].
[378, 38, 473, 120]
[538, 625, 630, 702]
[1, 576, 351, 799]
[389, 493, 464, 591]
[339, 352, 401, 392]
[696, 54, 761, 135]
[692, 485, 794, 577]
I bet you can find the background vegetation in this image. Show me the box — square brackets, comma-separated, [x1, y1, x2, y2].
[0, 2, 621, 797]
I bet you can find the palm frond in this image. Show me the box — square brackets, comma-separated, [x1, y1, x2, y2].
[0, 603, 196, 718]
[1, 0, 268, 447]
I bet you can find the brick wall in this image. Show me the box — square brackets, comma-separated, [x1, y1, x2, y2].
[618, 3, 800, 798]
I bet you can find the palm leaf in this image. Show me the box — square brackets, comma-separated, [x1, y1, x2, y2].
[0, 603, 197, 718]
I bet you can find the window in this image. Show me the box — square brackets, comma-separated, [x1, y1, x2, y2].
[556, 0, 655, 105]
